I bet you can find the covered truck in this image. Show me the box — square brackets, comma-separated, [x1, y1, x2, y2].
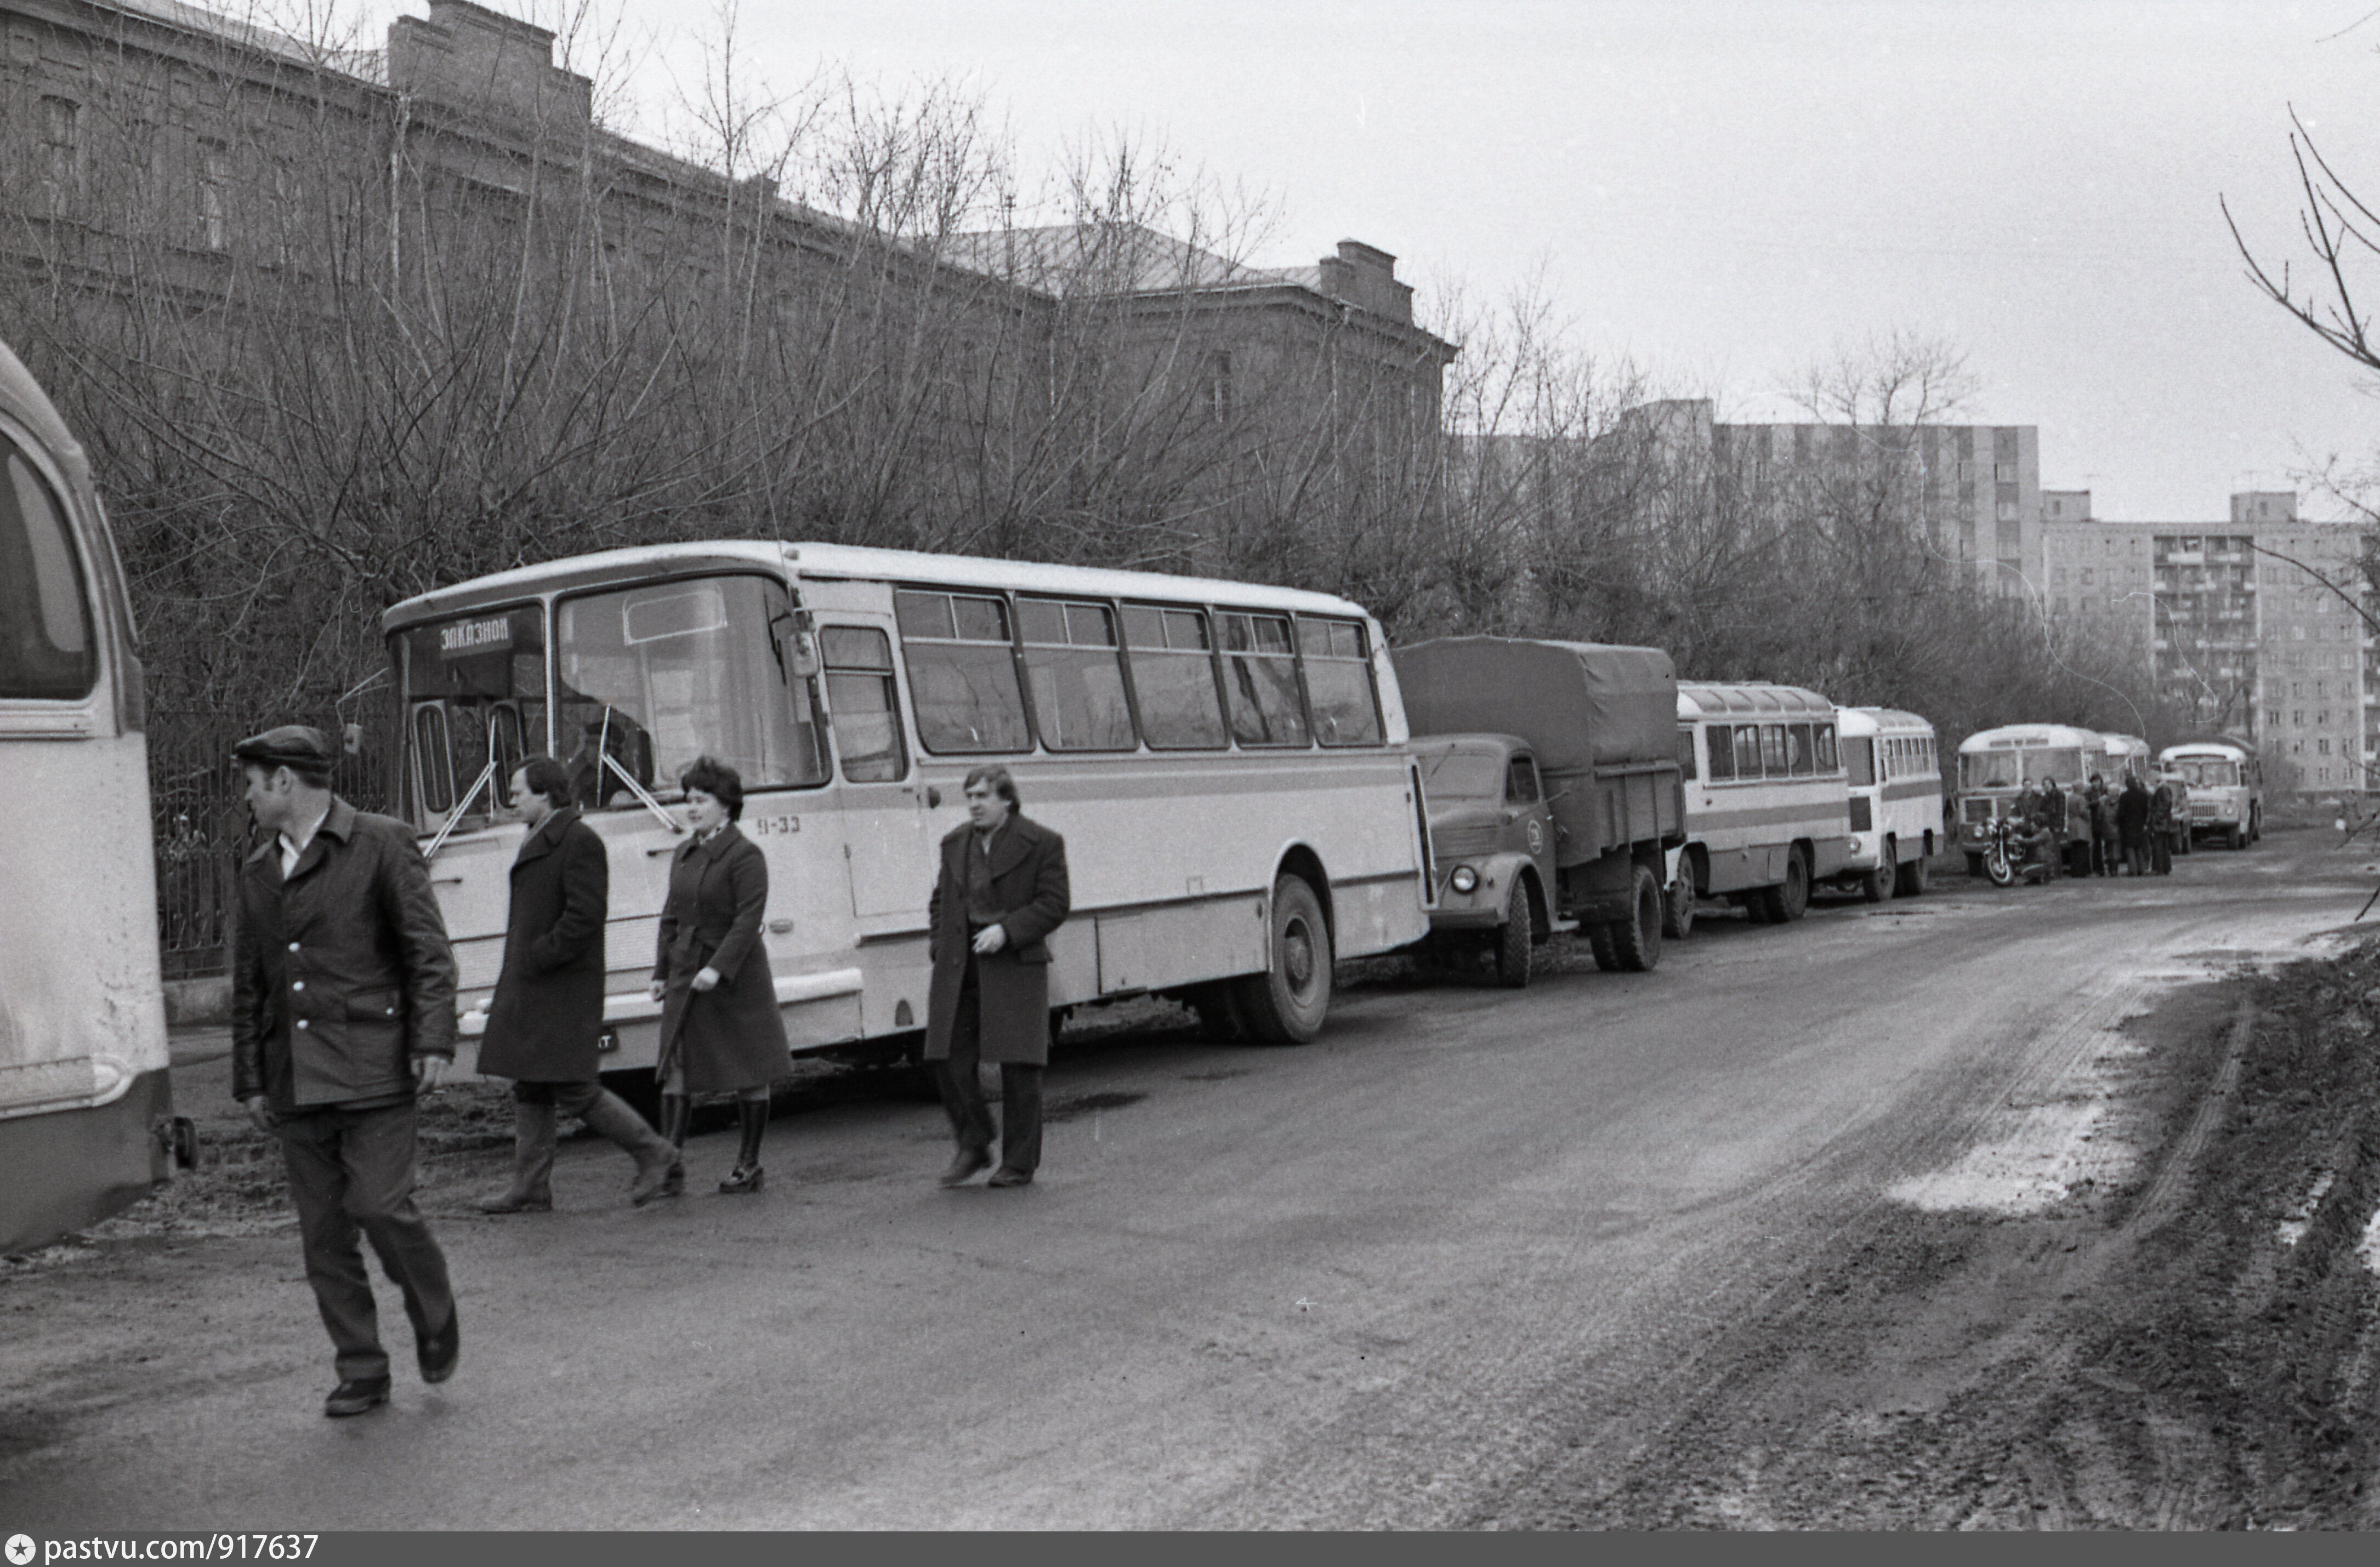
[1394, 637, 1684, 973]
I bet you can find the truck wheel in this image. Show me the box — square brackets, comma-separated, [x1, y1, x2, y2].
[1610, 864, 1663, 972]
[1662, 867, 1697, 940]
[1894, 852, 1929, 898]
[1493, 880, 1532, 989]
[1586, 920, 1621, 971]
[1232, 875, 1332, 1044]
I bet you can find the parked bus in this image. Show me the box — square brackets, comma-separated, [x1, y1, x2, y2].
[1674, 682, 1853, 924]
[1954, 723, 2102, 877]
[1834, 706, 1942, 902]
[380, 542, 1435, 1072]
[2099, 733, 2152, 790]
[2160, 738, 2262, 850]
[0, 339, 180, 1253]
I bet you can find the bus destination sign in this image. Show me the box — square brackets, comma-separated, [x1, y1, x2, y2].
[440, 616, 514, 658]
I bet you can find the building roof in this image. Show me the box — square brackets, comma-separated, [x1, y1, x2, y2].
[940, 223, 1310, 299]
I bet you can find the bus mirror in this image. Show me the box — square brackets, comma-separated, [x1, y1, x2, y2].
[788, 608, 821, 678]
[342, 722, 363, 756]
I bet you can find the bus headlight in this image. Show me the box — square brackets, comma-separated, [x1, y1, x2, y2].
[1450, 865, 1479, 894]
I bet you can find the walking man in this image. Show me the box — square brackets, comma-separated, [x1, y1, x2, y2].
[925, 766, 1070, 1188]
[230, 726, 461, 1417]
[476, 756, 678, 1212]
[2146, 773, 2177, 875]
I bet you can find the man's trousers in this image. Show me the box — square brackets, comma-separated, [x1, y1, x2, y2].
[274, 1099, 456, 1382]
[935, 959, 1043, 1176]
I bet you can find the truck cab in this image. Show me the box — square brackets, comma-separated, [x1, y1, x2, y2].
[1410, 734, 1562, 985]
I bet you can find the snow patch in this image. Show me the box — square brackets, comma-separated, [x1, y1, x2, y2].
[2359, 1206, 2380, 1275]
[2276, 1170, 2337, 1249]
[1889, 1027, 2148, 1217]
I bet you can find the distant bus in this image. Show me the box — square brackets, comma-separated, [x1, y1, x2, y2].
[1674, 682, 1852, 923]
[2098, 733, 2152, 790]
[0, 339, 178, 1253]
[1955, 723, 2102, 876]
[1834, 706, 1942, 901]
[381, 542, 1435, 1069]
[2160, 738, 2262, 850]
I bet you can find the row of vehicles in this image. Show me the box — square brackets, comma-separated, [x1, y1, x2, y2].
[1953, 726, 2263, 875]
[0, 325, 2252, 1248]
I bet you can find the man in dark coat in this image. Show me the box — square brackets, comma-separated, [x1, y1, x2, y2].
[476, 756, 677, 1213]
[2117, 776, 2154, 875]
[230, 725, 461, 1418]
[925, 766, 1071, 1188]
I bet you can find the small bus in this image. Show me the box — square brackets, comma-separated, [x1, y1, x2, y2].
[1834, 706, 1943, 901]
[380, 542, 1436, 1072]
[1674, 682, 1853, 924]
[2099, 733, 2152, 790]
[1955, 723, 2103, 876]
[2160, 738, 2262, 850]
[0, 338, 180, 1252]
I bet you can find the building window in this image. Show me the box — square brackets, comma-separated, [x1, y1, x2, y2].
[197, 141, 230, 252]
[38, 97, 81, 210]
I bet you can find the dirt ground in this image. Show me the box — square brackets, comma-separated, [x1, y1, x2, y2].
[1474, 930, 2380, 1530]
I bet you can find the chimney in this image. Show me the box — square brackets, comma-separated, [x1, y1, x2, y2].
[1316, 240, 1413, 323]
[389, 1, 593, 131]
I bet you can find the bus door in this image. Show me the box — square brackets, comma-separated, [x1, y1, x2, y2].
[815, 612, 941, 926]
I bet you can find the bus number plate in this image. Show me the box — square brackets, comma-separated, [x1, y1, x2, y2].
[596, 1028, 620, 1055]
[751, 815, 800, 836]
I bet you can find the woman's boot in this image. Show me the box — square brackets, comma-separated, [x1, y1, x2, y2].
[656, 1093, 690, 1199]
[719, 1098, 768, 1194]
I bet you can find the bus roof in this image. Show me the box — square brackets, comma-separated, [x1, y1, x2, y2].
[2160, 740, 2253, 761]
[1833, 706, 1933, 738]
[383, 539, 1380, 634]
[1677, 681, 1834, 717]
[1957, 723, 2102, 753]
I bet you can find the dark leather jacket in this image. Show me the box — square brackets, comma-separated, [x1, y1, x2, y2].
[232, 797, 459, 1110]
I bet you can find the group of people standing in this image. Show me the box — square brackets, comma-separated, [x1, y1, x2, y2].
[2004, 772, 2188, 884]
[228, 724, 1070, 1418]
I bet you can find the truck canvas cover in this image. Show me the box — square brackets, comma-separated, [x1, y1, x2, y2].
[1395, 637, 1679, 859]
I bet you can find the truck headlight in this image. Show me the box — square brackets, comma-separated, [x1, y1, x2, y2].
[1450, 865, 1479, 893]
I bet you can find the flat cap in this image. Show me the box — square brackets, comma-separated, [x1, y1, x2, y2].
[231, 723, 336, 771]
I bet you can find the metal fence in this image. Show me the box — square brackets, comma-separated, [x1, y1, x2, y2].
[149, 696, 396, 979]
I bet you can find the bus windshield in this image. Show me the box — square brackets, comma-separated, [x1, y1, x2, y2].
[396, 604, 546, 825]
[554, 575, 826, 807]
[1958, 746, 2085, 791]
[2169, 758, 2240, 789]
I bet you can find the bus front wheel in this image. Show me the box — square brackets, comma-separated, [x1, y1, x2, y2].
[1234, 875, 1332, 1044]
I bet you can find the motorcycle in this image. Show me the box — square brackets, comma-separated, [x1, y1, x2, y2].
[1981, 816, 2020, 888]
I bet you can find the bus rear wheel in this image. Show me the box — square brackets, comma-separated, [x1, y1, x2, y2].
[1859, 839, 1894, 903]
[1608, 864, 1662, 972]
[1758, 848, 1809, 924]
[1233, 875, 1332, 1044]
[1662, 865, 1697, 940]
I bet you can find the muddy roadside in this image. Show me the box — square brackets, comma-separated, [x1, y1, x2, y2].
[1477, 931, 2380, 1530]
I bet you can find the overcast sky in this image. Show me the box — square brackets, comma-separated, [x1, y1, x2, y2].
[362, 0, 2380, 521]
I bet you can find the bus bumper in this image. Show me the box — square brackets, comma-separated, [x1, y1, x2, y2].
[0, 1064, 175, 1255]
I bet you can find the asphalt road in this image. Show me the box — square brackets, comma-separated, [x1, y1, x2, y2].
[5, 830, 2372, 1529]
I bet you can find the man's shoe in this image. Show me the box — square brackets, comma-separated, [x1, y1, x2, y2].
[417, 1312, 461, 1384]
[987, 1167, 1034, 1188]
[938, 1148, 993, 1187]
[475, 1189, 552, 1214]
[323, 1376, 390, 1418]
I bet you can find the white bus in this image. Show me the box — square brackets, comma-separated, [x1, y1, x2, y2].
[380, 542, 1435, 1072]
[1834, 706, 1943, 901]
[0, 339, 179, 1253]
[2160, 738, 2262, 850]
[2098, 733, 2152, 791]
[1674, 682, 1853, 924]
[1955, 723, 2102, 876]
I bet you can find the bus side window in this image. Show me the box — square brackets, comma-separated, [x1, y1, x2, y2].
[1220, 612, 1309, 747]
[1019, 597, 1133, 751]
[1298, 617, 1384, 747]
[1736, 724, 1763, 779]
[0, 437, 96, 702]
[1762, 724, 1788, 776]
[1121, 605, 1228, 748]
[821, 626, 907, 782]
[895, 589, 1031, 754]
[1704, 725, 1733, 781]
[1678, 726, 1700, 782]
[1815, 722, 1837, 773]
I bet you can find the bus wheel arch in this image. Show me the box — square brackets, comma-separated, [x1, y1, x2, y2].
[1236, 851, 1333, 1045]
[1273, 843, 1334, 949]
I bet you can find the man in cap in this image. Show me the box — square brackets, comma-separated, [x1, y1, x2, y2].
[230, 724, 463, 1417]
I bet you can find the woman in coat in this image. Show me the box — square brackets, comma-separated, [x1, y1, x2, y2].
[647, 756, 789, 1194]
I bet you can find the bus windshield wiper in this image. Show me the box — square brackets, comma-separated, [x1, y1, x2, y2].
[605, 751, 685, 836]
[422, 757, 499, 862]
